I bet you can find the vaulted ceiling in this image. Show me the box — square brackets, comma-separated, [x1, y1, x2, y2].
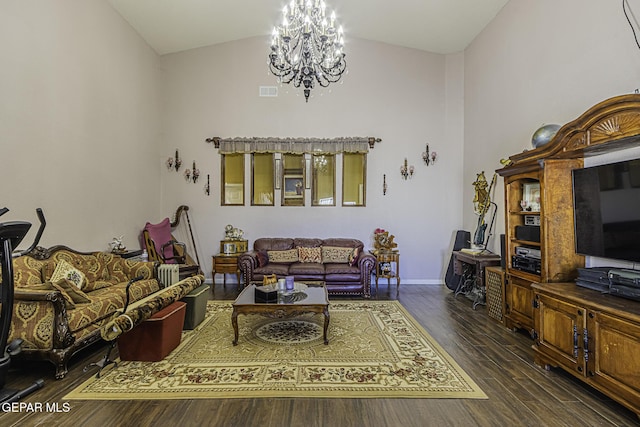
[107, 0, 509, 55]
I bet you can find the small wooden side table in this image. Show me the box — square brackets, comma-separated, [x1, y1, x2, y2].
[372, 251, 400, 295]
[212, 253, 240, 288]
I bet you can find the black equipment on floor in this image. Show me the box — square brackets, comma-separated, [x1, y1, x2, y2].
[0, 208, 46, 404]
[445, 230, 471, 290]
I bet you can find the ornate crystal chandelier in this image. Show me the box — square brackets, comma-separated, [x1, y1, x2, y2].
[269, 0, 346, 102]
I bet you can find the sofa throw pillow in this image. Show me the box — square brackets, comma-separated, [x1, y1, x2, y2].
[297, 246, 322, 263]
[256, 250, 269, 267]
[83, 279, 117, 293]
[267, 249, 299, 264]
[321, 246, 354, 263]
[50, 259, 86, 290]
[51, 278, 92, 304]
[348, 247, 360, 266]
[24, 282, 76, 309]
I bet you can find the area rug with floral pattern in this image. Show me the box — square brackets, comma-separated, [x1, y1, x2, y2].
[64, 300, 487, 400]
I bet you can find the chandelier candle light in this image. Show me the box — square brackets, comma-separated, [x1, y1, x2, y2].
[269, 0, 346, 102]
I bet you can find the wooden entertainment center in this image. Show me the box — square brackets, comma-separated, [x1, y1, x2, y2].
[497, 94, 640, 417]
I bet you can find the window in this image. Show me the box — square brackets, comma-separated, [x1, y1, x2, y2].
[252, 153, 274, 205]
[215, 136, 376, 207]
[222, 154, 244, 205]
[312, 154, 335, 206]
[342, 153, 366, 206]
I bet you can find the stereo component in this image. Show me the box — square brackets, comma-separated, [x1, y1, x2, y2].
[515, 246, 541, 259]
[515, 225, 540, 243]
[511, 255, 541, 275]
[524, 215, 541, 226]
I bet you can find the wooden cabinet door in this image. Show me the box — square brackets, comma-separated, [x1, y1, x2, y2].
[588, 311, 640, 409]
[533, 292, 586, 375]
[505, 275, 534, 332]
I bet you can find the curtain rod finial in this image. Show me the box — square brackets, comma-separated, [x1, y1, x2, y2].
[368, 137, 381, 149]
[205, 137, 221, 148]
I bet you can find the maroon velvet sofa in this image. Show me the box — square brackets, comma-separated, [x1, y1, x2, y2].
[238, 238, 375, 298]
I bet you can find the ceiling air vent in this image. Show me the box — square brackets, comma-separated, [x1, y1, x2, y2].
[259, 86, 278, 97]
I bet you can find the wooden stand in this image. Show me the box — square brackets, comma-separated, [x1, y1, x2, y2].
[212, 253, 241, 288]
[497, 94, 640, 417]
[372, 251, 400, 295]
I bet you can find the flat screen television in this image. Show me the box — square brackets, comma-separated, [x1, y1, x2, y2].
[573, 158, 640, 263]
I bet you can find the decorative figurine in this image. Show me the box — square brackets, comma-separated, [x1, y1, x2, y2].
[373, 228, 398, 253]
[224, 224, 244, 240]
[109, 236, 126, 253]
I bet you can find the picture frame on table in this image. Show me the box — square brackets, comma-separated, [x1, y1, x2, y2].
[522, 182, 541, 212]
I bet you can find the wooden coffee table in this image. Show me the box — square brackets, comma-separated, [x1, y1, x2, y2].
[231, 282, 330, 345]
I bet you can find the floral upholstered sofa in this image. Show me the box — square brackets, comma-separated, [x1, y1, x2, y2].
[8, 245, 204, 378]
[238, 238, 375, 298]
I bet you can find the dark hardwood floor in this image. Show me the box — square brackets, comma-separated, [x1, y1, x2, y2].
[1, 284, 638, 427]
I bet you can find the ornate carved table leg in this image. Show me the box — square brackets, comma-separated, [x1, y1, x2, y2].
[323, 306, 330, 345]
[231, 309, 239, 346]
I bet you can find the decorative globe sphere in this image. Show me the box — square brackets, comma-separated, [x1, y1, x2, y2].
[532, 124, 561, 148]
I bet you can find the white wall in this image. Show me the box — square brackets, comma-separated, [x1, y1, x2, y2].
[464, 0, 640, 255]
[0, 0, 162, 251]
[160, 37, 465, 283]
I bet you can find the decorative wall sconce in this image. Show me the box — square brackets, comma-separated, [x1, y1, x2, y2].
[184, 161, 200, 183]
[383, 174, 387, 195]
[422, 143, 437, 165]
[204, 174, 210, 195]
[400, 158, 414, 180]
[191, 161, 199, 183]
[167, 149, 182, 171]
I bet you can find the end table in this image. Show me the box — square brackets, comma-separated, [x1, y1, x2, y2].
[372, 251, 400, 295]
[212, 253, 241, 288]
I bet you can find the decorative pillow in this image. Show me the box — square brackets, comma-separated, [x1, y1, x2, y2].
[348, 247, 360, 266]
[83, 279, 117, 293]
[24, 282, 76, 309]
[321, 246, 354, 263]
[256, 251, 269, 267]
[50, 278, 92, 304]
[297, 246, 322, 263]
[267, 249, 299, 264]
[50, 259, 86, 290]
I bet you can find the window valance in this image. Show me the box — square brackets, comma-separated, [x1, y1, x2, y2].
[207, 136, 380, 155]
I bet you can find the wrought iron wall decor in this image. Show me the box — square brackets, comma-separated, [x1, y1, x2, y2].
[422, 143, 437, 166]
[400, 158, 414, 180]
[184, 161, 200, 183]
[167, 149, 182, 171]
